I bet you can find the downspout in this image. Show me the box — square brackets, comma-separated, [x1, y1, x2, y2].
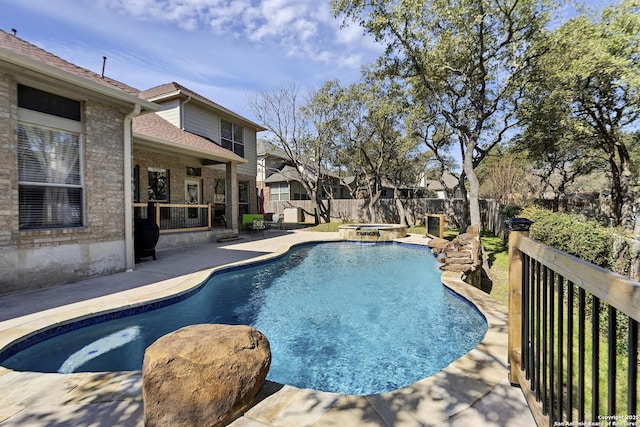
[180, 95, 192, 129]
[124, 103, 142, 271]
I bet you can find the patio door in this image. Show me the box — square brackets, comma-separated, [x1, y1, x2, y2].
[185, 179, 201, 219]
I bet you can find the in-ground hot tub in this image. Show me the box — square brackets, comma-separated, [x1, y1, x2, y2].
[338, 224, 407, 241]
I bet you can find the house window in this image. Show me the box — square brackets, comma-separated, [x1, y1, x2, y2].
[238, 181, 249, 216]
[186, 166, 201, 177]
[17, 85, 83, 230]
[269, 182, 290, 201]
[213, 178, 225, 204]
[291, 182, 310, 200]
[221, 119, 244, 158]
[148, 168, 169, 202]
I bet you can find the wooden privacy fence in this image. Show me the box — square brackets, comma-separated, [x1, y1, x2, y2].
[507, 220, 640, 426]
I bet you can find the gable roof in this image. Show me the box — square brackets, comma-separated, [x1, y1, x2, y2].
[257, 139, 289, 159]
[133, 113, 246, 164]
[424, 171, 460, 191]
[140, 82, 266, 132]
[263, 165, 304, 184]
[0, 30, 157, 112]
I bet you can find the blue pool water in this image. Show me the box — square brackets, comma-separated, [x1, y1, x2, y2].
[0, 242, 487, 395]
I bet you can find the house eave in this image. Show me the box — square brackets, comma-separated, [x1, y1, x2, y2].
[146, 88, 267, 132]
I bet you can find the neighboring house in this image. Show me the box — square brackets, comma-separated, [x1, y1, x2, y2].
[421, 171, 463, 199]
[0, 31, 263, 294]
[257, 140, 461, 203]
[257, 139, 351, 202]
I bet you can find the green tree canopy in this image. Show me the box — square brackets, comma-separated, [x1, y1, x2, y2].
[519, 0, 640, 228]
[333, 0, 558, 229]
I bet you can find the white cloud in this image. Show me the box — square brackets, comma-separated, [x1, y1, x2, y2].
[2, 0, 383, 122]
[88, 0, 379, 69]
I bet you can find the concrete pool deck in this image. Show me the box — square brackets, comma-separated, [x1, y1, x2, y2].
[0, 230, 535, 426]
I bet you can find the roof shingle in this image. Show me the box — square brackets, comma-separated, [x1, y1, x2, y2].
[0, 30, 141, 95]
[133, 113, 246, 163]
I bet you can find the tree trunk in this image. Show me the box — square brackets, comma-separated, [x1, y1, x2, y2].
[458, 184, 470, 232]
[464, 152, 482, 229]
[618, 144, 635, 230]
[367, 198, 376, 223]
[393, 187, 407, 226]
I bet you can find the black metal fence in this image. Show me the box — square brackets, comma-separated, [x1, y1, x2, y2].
[133, 203, 212, 233]
[509, 229, 639, 426]
[521, 254, 638, 422]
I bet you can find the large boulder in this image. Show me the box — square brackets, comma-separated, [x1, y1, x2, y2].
[142, 324, 271, 427]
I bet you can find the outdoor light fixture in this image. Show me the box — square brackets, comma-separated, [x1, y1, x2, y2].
[505, 217, 534, 231]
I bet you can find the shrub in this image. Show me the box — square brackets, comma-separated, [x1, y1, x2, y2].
[519, 206, 615, 270]
[519, 206, 631, 354]
[501, 204, 523, 220]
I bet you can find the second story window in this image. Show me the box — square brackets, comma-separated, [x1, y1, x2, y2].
[221, 119, 244, 158]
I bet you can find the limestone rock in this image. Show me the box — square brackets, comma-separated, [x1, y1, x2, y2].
[142, 324, 271, 427]
[428, 237, 450, 250]
[444, 248, 471, 257]
[445, 257, 473, 265]
[465, 224, 480, 237]
[456, 233, 475, 244]
[440, 263, 476, 273]
[430, 227, 484, 286]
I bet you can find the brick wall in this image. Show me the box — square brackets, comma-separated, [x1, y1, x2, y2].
[0, 74, 129, 294]
[84, 102, 126, 240]
[8, 100, 127, 249]
[0, 74, 17, 247]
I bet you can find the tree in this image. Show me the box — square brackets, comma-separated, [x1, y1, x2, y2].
[407, 98, 468, 228]
[476, 147, 533, 206]
[332, 77, 422, 223]
[333, 0, 558, 229]
[248, 83, 339, 223]
[516, 82, 604, 211]
[520, 0, 640, 228]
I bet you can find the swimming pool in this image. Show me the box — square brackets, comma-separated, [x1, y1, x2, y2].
[0, 242, 487, 395]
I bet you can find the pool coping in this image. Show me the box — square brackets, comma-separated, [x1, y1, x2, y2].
[0, 234, 511, 426]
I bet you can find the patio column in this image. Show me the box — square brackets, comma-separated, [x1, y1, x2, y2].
[226, 162, 239, 233]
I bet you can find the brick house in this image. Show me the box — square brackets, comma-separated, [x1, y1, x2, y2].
[0, 31, 264, 294]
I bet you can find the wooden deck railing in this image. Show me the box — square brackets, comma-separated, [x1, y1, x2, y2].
[133, 202, 214, 234]
[508, 222, 640, 426]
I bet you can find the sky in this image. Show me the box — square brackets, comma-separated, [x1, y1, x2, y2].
[0, 0, 616, 125]
[0, 0, 385, 122]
